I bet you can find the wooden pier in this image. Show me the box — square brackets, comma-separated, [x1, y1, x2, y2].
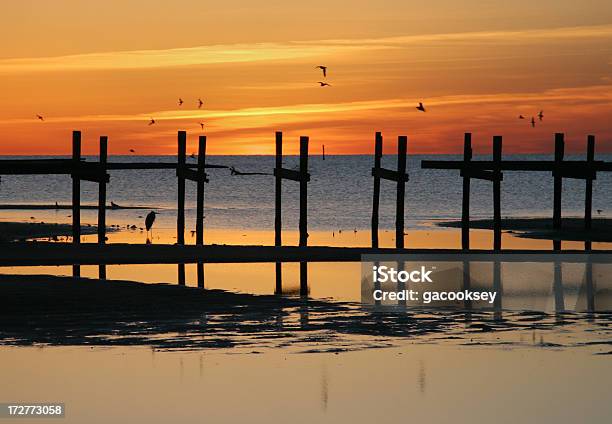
[1, 129, 612, 296]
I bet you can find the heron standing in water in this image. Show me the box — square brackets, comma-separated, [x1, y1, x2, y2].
[145, 211, 157, 238]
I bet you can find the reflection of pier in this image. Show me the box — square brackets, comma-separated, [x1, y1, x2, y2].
[364, 254, 606, 314]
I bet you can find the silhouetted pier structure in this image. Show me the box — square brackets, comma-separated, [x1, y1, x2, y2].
[421, 133, 608, 251]
[1, 130, 611, 298]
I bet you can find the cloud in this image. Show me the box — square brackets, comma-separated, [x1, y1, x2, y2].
[1, 25, 611, 73]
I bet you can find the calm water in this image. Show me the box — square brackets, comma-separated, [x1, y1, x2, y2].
[1, 154, 611, 231]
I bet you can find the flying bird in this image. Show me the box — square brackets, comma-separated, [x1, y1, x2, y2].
[199, 122, 205, 129]
[315, 65, 327, 77]
[148, 118, 155, 126]
[518, 115, 525, 119]
[538, 110, 544, 121]
[178, 98, 184, 106]
[129, 149, 135, 153]
[531, 117, 536, 127]
[416, 102, 426, 112]
[145, 211, 157, 236]
[198, 98, 204, 109]
[36, 115, 44, 121]
[318, 81, 331, 87]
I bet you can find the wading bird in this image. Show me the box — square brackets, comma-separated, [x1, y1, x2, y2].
[198, 98, 204, 109]
[519, 115, 525, 119]
[199, 122, 205, 129]
[178, 98, 184, 106]
[315, 65, 327, 77]
[538, 110, 544, 121]
[145, 211, 157, 237]
[531, 117, 536, 127]
[318, 81, 331, 87]
[416, 102, 426, 112]
[148, 118, 155, 126]
[36, 115, 44, 121]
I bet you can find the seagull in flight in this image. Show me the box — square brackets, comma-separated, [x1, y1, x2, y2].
[36, 115, 44, 121]
[538, 110, 544, 121]
[198, 98, 204, 109]
[531, 117, 536, 127]
[148, 118, 156, 126]
[518, 115, 525, 119]
[318, 81, 331, 87]
[199, 122, 205, 129]
[315, 65, 327, 77]
[178, 98, 184, 106]
[416, 102, 426, 112]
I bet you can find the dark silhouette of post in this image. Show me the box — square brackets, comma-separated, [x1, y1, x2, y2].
[196, 135, 207, 288]
[493, 136, 502, 251]
[98, 136, 108, 280]
[553, 133, 564, 229]
[396, 136, 407, 249]
[322, 144, 326, 160]
[461, 133, 472, 250]
[72, 131, 81, 278]
[553, 133, 564, 251]
[299, 136, 309, 296]
[371, 132, 382, 248]
[275, 132, 283, 294]
[177, 131, 186, 285]
[585, 135, 595, 231]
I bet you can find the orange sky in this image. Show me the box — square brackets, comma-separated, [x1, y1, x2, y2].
[0, 1, 611, 155]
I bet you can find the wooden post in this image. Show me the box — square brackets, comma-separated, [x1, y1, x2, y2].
[98, 136, 108, 280]
[493, 136, 502, 251]
[196, 135, 206, 288]
[395, 136, 407, 249]
[461, 133, 472, 250]
[585, 135, 595, 231]
[371, 132, 382, 248]
[553, 133, 564, 229]
[299, 136, 309, 296]
[322, 144, 325, 160]
[72, 131, 81, 278]
[299, 136, 309, 247]
[275, 131, 283, 295]
[177, 131, 186, 286]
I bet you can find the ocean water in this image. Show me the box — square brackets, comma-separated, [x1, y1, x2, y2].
[1, 154, 611, 231]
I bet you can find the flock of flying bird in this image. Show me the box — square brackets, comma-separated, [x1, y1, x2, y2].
[519, 110, 545, 127]
[34, 65, 546, 139]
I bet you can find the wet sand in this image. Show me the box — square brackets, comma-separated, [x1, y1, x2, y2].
[0, 221, 99, 242]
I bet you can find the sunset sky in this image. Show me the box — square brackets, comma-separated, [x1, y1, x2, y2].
[1, 0, 611, 155]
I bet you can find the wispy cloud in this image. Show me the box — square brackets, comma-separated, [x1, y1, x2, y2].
[1, 25, 611, 73]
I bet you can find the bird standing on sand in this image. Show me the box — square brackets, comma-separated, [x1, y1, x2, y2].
[318, 81, 331, 87]
[145, 211, 157, 236]
[538, 110, 544, 121]
[178, 98, 184, 106]
[316, 65, 327, 77]
[416, 102, 426, 112]
[198, 98, 204, 109]
[36, 114, 44, 121]
[531, 117, 536, 127]
[199, 122, 205, 129]
[148, 118, 155, 126]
